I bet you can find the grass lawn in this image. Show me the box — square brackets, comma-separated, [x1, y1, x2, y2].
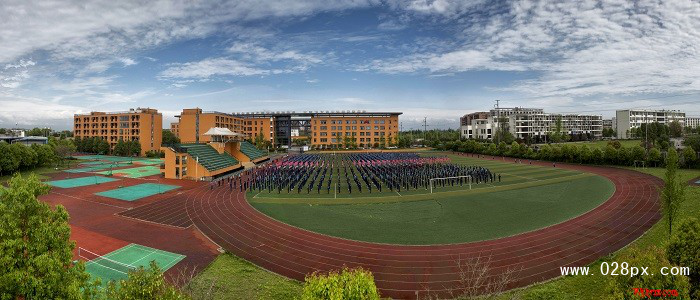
[250, 153, 615, 244]
[187, 253, 301, 300]
[494, 166, 700, 300]
[0, 159, 79, 184]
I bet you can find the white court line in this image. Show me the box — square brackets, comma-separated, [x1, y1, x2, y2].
[126, 249, 160, 266]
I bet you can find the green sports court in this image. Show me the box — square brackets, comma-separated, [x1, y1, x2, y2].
[96, 183, 180, 201]
[64, 162, 134, 173]
[75, 155, 163, 165]
[47, 176, 119, 188]
[79, 243, 185, 285]
[95, 166, 162, 178]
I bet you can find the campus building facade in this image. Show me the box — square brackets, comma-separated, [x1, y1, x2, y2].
[460, 107, 602, 141]
[686, 117, 700, 129]
[73, 108, 162, 155]
[615, 109, 686, 139]
[169, 109, 401, 149]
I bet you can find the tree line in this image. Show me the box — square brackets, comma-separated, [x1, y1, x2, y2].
[0, 137, 76, 176]
[438, 139, 699, 169]
[74, 137, 141, 157]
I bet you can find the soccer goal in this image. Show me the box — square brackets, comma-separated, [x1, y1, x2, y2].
[429, 175, 472, 193]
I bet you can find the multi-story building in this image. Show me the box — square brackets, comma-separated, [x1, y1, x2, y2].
[172, 108, 246, 144]
[170, 109, 401, 149]
[309, 112, 400, 149]
[603, 119, 613, 130]
[170, 122, 179, 137]
[73, 107, 162, 155]
[460, 107, 602, 141]
[686, 117, 700, 129]
[615, 109, 686, 139]
[459, 112, 492, 139]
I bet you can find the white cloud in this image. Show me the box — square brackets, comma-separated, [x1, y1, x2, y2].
[159, 58, 271, 79]
[0, 96, 85, 126]
[367, 0, 700, 98]
[0, 0, 382, 64]
[119, 58, 137, 66]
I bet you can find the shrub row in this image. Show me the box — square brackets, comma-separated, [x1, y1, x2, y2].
[438, 140, 698, 168]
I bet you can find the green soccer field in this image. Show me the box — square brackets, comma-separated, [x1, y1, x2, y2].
[248, 152, 615, 244]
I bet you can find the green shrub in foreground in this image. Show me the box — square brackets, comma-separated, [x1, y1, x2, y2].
[301, 267, 380, 300]
[666, 218, 700, 299]
[606, 246, 689, 299]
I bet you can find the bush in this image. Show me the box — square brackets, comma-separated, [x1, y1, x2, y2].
[301, 267, 380, 300]
[666, 218, 700, 299]
[106, 261, 188, 300]
[607, 246, 690, 299]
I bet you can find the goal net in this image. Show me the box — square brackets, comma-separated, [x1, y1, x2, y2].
[429, 175, 472, 193]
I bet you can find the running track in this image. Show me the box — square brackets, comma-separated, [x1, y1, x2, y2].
[123, 158, 661, 299]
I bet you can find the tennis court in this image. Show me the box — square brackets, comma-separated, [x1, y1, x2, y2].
[47, 176, 119, 188]
[64, 162, 134, 173]
[95, 166, 162, 178]
[96, 183, 180, 201]
[76, 155, 162, 165]
[79, 243, 186, 285]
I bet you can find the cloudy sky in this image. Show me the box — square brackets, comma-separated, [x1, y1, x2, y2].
[1, 0, 699, 130]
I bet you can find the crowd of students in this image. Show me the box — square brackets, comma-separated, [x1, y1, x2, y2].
[209, 153, 498, 195]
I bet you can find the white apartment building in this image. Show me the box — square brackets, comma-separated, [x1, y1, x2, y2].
[686, 117, 700, 129]
[460, 112, 492, 139]
[615, 109, 686, 139]
[460, 107, 602, 141]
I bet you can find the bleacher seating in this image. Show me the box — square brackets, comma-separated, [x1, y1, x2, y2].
[179, 144, 239, 172]
[239, 141, 266, 161]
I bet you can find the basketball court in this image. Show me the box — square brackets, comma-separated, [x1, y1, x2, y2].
[79, 243, 185, 285]
[96, 183, 180, 201]
[47, 176, 119, 188]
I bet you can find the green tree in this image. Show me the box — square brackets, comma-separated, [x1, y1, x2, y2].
[578, 145, 591, 164]
[684, 135, 700, 152]
[97, 139, 110, 155]
[661, 148, 686, 236]
[53, 138, 76, 167]
[0, 142, 20, 175]
[591, 147, 604, 165]
[604, 145, 618, 165]
[254, 130, 265, 148]
[0, 174, 100, 299]
[301, 267, 380, 300]
[114, 140, 126, 156]
[666, 218, 700, 299]
[607, 246, 690, 299]
[669, 120, 683, 138]
[12, 142, 38, 170]
[123, 140, 141, 157]
[682, 146, 697, 168]
[105, 261, 187, 300]
[647, 148, 662, 167]
[162, 129, 180, 145]
[32, 144, 56, 167]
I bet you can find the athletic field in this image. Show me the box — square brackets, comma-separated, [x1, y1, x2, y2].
[249, 152, 615, 244]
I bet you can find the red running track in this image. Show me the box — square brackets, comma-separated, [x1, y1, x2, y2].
[132, 159, 661, 299]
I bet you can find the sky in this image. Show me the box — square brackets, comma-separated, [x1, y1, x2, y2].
[1, 0, 699, 130]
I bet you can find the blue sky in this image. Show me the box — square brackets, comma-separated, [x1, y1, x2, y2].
[1, 0, 699, 130]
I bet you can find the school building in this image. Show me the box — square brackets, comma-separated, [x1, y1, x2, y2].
[169, 109, 402, 149]
[73, 107, 162, 155]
